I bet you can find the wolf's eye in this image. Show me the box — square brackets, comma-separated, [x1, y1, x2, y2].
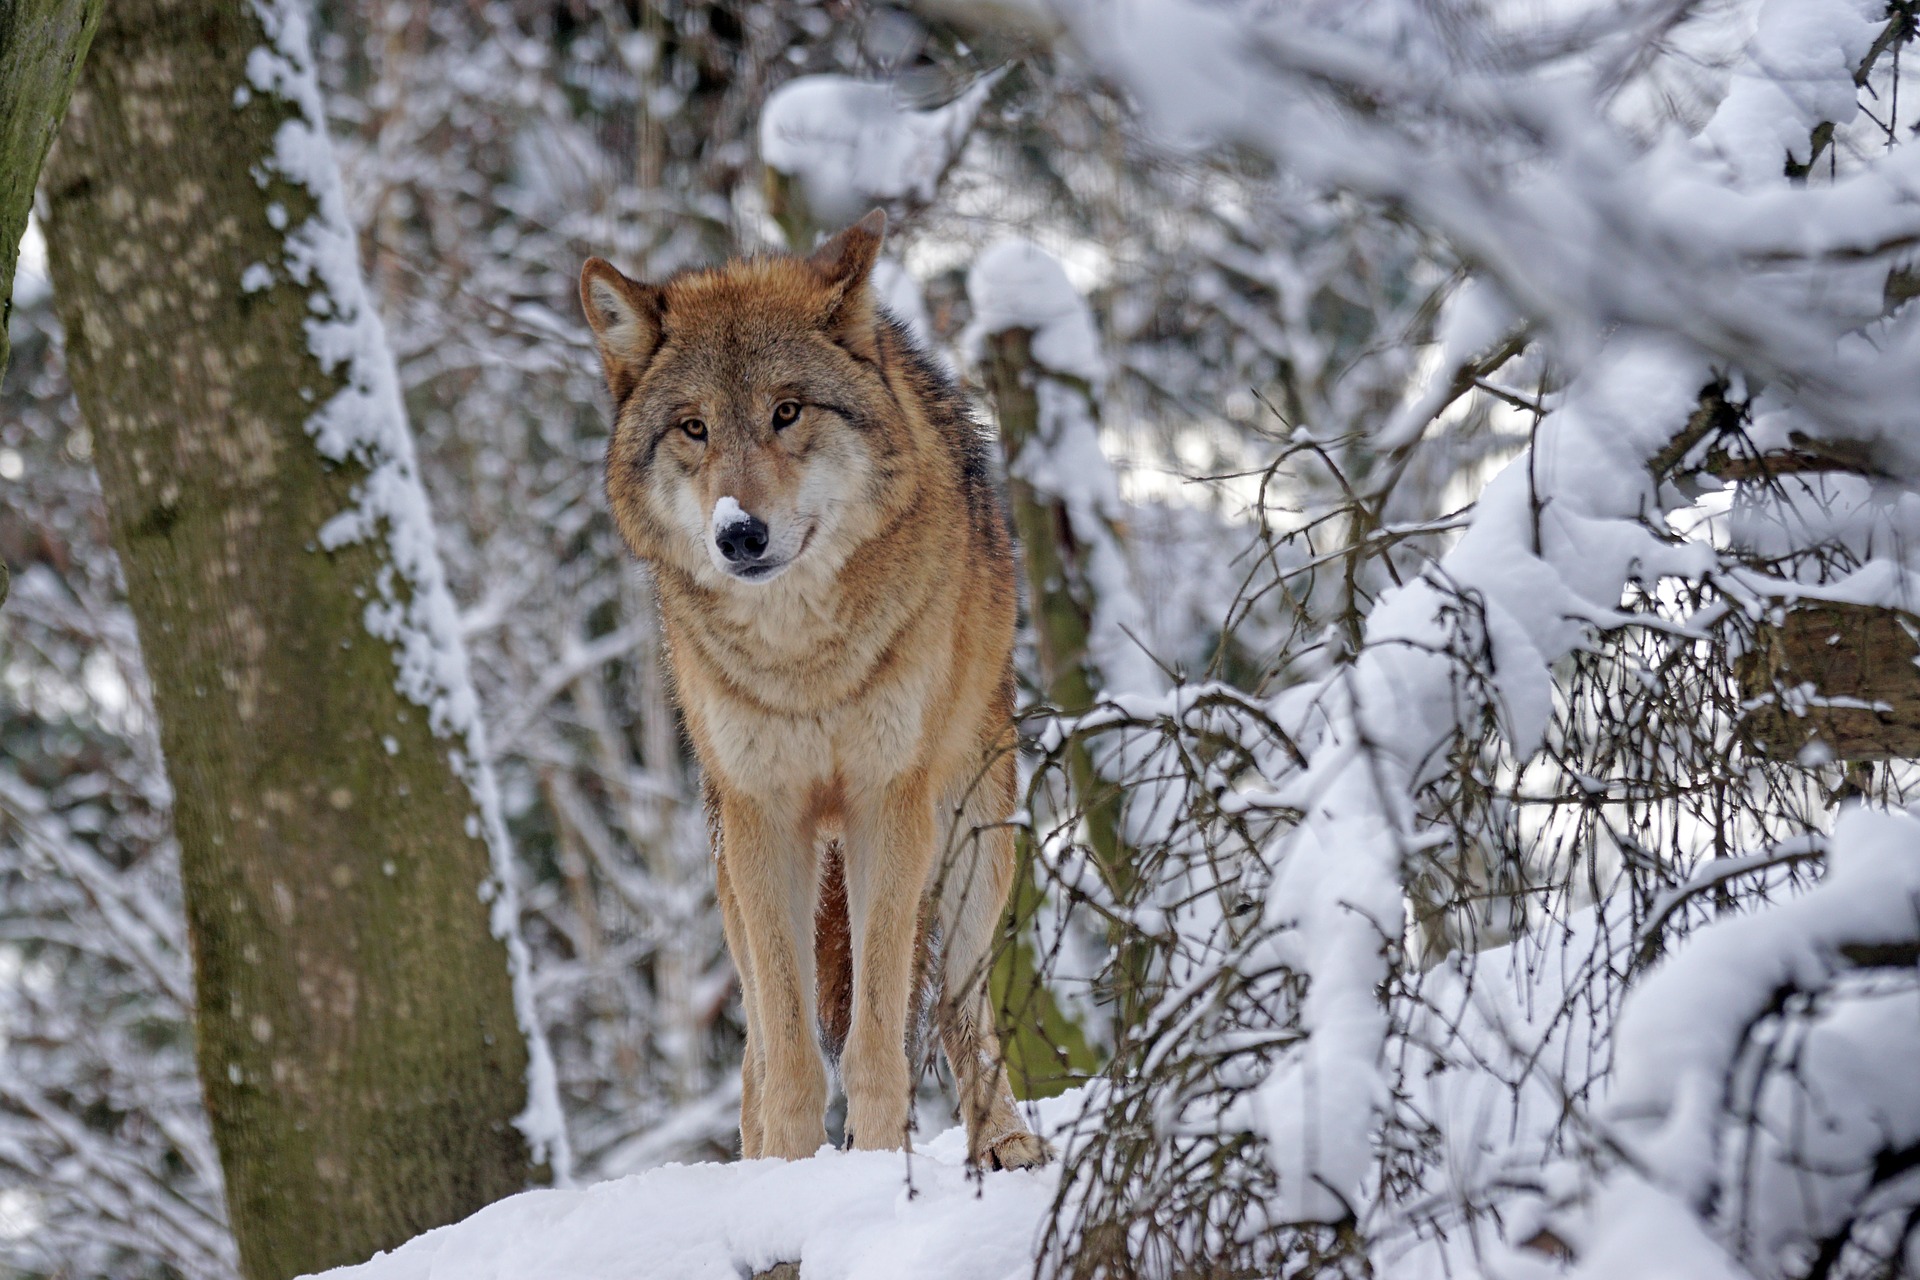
[680, 418, 707, 440]
[771, 400, 801, 429]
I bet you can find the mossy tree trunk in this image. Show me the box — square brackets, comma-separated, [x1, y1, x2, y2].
[0, 0, 101, 617]
[41, 3, 543, 1276]
[0, 0, 99, 384]
[981, 328, 1133, 893]
[980, 325, 1153, 1046]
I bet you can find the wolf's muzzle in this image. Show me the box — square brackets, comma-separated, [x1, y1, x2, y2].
[715, 513, 771, 566]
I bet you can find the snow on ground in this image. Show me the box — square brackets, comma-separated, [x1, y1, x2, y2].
[304, 1094, 1085, 1280]
[307, 900, 1627, 1280]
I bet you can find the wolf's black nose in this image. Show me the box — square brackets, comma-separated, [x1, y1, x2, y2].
[716, 515, 770, 563]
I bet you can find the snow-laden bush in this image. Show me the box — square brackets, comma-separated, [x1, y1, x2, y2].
[957, 1, 1920, 1275]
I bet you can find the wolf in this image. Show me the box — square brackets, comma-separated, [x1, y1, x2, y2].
[579, 210, 1053, 1171]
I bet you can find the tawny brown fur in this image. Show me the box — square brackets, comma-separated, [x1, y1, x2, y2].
[580, 211, 1051, 1170]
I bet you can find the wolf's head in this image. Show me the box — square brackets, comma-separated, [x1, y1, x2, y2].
[582, 210, 915, 588]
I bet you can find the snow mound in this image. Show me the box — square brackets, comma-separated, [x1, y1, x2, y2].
[962, 239, 1105, 388]
[759, 73, 998, 227]
[305, 1095, 1084, 1280]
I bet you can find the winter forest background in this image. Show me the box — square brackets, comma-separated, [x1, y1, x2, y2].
[6, 0, 1920, 1276]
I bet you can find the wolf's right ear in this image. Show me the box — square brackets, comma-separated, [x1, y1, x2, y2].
[580, 258, 665, 404]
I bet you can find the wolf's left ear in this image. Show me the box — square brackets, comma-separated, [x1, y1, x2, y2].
[580, 258, 666, 405]
[808, 208, 886, 362]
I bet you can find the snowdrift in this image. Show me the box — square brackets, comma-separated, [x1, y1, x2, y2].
[306, 1096, 1083, 1280]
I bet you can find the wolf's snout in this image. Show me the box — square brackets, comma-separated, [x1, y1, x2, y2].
[715, 514, 770, 564]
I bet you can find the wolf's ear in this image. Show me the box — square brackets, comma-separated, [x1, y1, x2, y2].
[807, 208, 886, 362]
[580, 258, 665, 404]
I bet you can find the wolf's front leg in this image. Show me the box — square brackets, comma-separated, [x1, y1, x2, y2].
[841, 772, 939, 1151]
[718, 790, 828, 1160]
[714, 848, 765, 1158]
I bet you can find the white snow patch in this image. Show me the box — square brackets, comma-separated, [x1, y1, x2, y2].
[1611, 805, 1920, 1205]
[711, 495, 748, 532]
[963, 239, 1106, 388]
[10, 215, 49, 309]
[304, 1095, 1083, 1280]
[1699, 0, 1882, 182]
[759, 72, 999, 227]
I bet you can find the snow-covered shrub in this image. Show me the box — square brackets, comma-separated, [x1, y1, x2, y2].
[958, 0, 1920, 1275]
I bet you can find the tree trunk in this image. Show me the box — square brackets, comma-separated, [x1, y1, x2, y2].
[0, 0, 100, 382]
[759, 174, 1098, 1099]
[41, 3, 548, 1276]
[980, 325, 1153, 1039]
[981, 328, 1133, 892]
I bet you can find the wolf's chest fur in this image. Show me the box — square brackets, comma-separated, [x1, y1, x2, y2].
[657, 523, 967, 799]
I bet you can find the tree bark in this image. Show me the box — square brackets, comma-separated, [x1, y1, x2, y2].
[981, 329, 1132, 889]
[0, 0, 100, 382]
[41, 3, 543, 1276]
[981, 326, 1155, 1043]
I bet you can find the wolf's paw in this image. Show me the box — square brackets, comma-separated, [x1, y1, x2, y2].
[985, 1131, 1055, 1171]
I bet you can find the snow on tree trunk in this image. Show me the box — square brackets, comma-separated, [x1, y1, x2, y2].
[41, 1, 564, 1275]
[965, 240, 1169, 1067]
[758, 70, 998, 247]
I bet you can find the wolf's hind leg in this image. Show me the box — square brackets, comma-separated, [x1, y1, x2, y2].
[814, 840, 852, 1069]
[936, 771, 1054, 1171]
